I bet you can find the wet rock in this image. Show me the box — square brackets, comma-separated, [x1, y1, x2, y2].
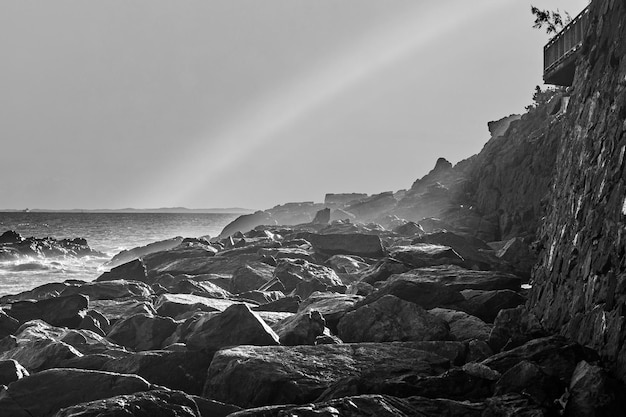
[306, 233, 385, 258]
[274, 259, 345, 299]
[272, 310, 326, 345]
[55, 390, 204, 417]
[106, 313, 177, 351]
[203, 342, 450, 407]
[101, 350, 212, 395]
[186, 304, 279, 351]
[60, 280, 153, 300]
[458, 289, 525, 323]
[0, 368, 151, 417]
[0, 359, 28, 385]
[8, 294, 88, 328]
[337, 295, 449, 343]
[429, 308, 491, 341]
[231, 262, 275, 293]
[0, 230, 23, 244]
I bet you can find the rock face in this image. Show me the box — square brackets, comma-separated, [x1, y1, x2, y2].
[528, 0, 626, 382]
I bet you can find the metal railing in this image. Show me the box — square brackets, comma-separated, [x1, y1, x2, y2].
[544, 5, 590, 75]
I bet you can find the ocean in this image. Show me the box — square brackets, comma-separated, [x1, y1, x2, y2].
[0, 212, 241, 297]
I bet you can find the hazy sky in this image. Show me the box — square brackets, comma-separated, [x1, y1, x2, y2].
[0, 0, 588, 210]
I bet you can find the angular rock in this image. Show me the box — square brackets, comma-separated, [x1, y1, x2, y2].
[203, 342, 451, 408]
[337, 295, 449, 343]
[0, 282, 70, 303]
[235, 290, 283, 305]
[298, 293, 362, 333]
[458, 289, 525, 323]
[101, 350, 212, 395]
[106, 313, 177, 351]
[488, 306, 546, 352]
[0, 359, 28, 386]
[494, 360, 563, 407]
[254, 295, 301, 313]
[0, 309, 19, 339]
[388, 244, 465, 268]
[8, 294, 88, 328]
[96, 258, 148, 283]
[186, 304, 280, 351]
[104, 236, 184, 269]
[59, 280, 153, 300]
[325, 254, 369, 274]
[154, 293, 242, 319]
[231, 262, 275, 293]
[307, 233, 385, 258]
[312, 208, 330, 224]
[55, 390, 203, 417]
[0, 368, 151, 417]
[429, 308, 491, 342]
[392, 265, 522, 292]
[564, 360, 621, 417]
[393, 221, 425, 236]
[274, 259, 345, 299]
[89, 299, 157, 323]
[272, 310, 326, 345]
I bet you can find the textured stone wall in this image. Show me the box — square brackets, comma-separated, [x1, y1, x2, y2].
[529, 0, 626, 380]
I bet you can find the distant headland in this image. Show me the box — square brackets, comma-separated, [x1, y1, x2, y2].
[0, 207, 256, 214]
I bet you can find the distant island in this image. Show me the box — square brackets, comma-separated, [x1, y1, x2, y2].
[0, 207, 256, 214]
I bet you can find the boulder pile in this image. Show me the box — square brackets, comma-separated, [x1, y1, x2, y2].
[0, 214, 622, 416]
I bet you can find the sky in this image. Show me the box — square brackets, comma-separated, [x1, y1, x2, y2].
[0, 0, 589, 210]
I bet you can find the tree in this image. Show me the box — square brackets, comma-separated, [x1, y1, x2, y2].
[531, 6, 572, 35]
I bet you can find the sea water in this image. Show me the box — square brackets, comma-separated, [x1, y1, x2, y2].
[0, 212, 240, 296]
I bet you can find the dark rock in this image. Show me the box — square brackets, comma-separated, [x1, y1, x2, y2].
[458, 289, 526, 323]
[96, 258, 148, 283]
[390, 265, 522, 292]
[219, 211, 275, 238]
[495, 237, 536, 278]
[482, 335, 596, 383]
[392, 221, 425, 236]
[104, 237, 184, 269]
[337, 295, 449, 343]
[298, 293, 362, 333]
[307, 233, 385, 258]
[0, 309, 19, 339]
[488, 306, 546, 353]
[54, 390, 203, 417]
[255, 295, 301, 313]
[429, 308, 491, 342]
[0, 368, 151, 417]
[0, 359, 28, 385]
[101, 350, 212, 395]
[494, 360, 564, 407]
[186, 304, 279, 351]
[89, 299, 157, 323]
[78, 315, 106, 337]
[359, 258, 411, 284]
[0, 282, 70, 303]
[274, 259, 345, 299]
[0, 230, 23, 244]
[564, 360, 623, 417]
[59, 280, 153, 300]
[467, 340, 494, 362]
[106, 313, 177, 351]
[235, 290, 283, 305]
[8, 293, 88, 328]
[203, 342, 450, 408]
[154, 293, 240, 319]
[272, 310, 326, 345]
[231, 262, 275, 293]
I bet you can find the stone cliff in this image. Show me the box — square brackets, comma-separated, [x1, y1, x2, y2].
[529, 0, 626, 381]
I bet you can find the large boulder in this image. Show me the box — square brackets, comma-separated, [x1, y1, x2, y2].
[219, 211, 274, 238]
[428, 308, 491, 342]
[306, 233, 385, 258]
[203, 342, 451, 408]
[388, 244, 465, 268]
[337, 295, 449, 343]
[272, 310, 326, 345]
[297, 293, 363, 333]
[0, 368, 151, 417]
[186, 304, 280, 351]
[104, 237, 184, 269]
[59, 280, 153, 300]
[96, 259, 148, 283]
[458, 289, 525, 323]
[154, 293, 241, 319]
[389, 265, 522, 292]
[7, 294, 88, 328]
[54, 390, 204, 417]
[0, 309, 19, 338]
[89, 299, 157, 323]
[101, 350, 212, 395]
[106, 313, 177, 351]
[274, 259, 345, 299]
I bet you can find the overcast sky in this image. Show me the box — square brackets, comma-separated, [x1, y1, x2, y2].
[0, 0, 588, 210]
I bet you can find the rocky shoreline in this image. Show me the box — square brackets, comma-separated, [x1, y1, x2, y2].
[0, 212, 623, 416]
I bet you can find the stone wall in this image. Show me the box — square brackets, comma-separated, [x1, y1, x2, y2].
[529, 0, 626, 380]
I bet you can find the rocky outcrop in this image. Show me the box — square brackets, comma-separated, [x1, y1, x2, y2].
[0, 231, 106, 261]
[528, 0, 626, 383]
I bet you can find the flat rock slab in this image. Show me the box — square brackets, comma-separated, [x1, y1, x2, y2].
[59, 280, 153, 300]
[391, 265, 522, 292]
[154, 294, 247, 319]
[203, 342, 451, 408]
[89, 299, 157, 322]
[0, 368, 151, 417]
